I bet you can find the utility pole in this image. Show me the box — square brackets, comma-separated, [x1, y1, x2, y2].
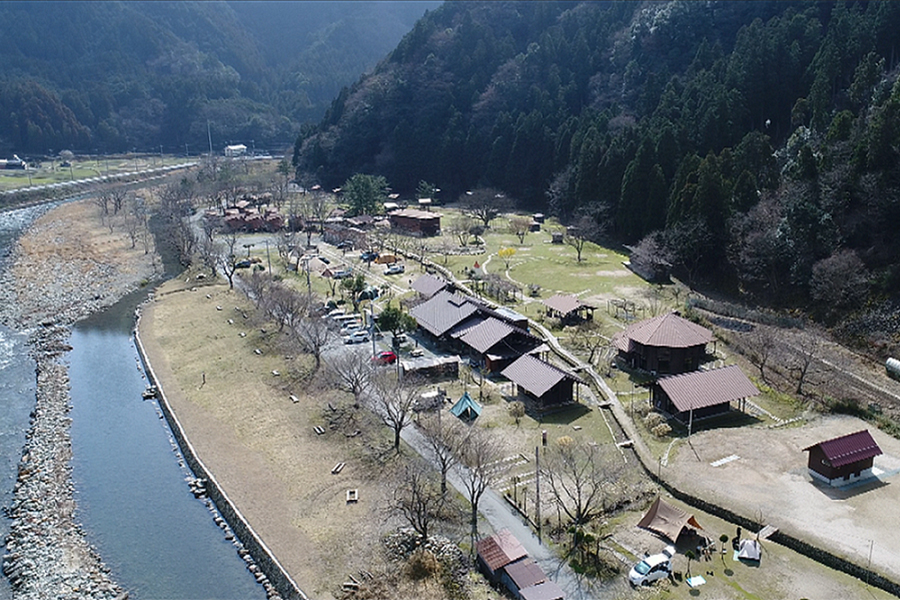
[265, 239, 271, 272]
[535, 446, 541, 544]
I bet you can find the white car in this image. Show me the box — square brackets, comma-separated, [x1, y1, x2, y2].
[628, 546, 675, 586]
[342, 330, 370, 344]
[384, 263, 405, 275]
[339, 322, 364, 336]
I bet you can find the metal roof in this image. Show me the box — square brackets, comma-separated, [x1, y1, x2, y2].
[501, 354, 584, 398]
[410, 273, 448, 298]
[803, 430, 883, 467]
[542, 294, 589, 316]
[409, 290, 479, 337]
[476, 529, 527, 573]
[519, 581, 565, 600]
[504, 559, 546, 591]
[614, 312, 714, 350]
[657, 365, 759, 412]
[459, 318, 517, 354]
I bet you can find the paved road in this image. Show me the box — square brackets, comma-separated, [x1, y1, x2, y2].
[400, 421, 627, 600]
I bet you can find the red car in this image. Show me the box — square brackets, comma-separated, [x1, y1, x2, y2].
[371, 350, 397, 365]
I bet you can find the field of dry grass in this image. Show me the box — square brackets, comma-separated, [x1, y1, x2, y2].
[140, 280, 409, 599]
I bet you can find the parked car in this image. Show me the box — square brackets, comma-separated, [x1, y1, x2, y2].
[319, 256, 330, 264]
[384, 263, 405, 275]
[343, 330, 370, 345]
[235, 259, 252, 269]
[628, 546, 675, 587]
[340, 322, 364, 336]
[336, 240, 353, 250]
[360, 251, 379, 263]
[371, 350, 397, 365]
[332, 269, 353, 279]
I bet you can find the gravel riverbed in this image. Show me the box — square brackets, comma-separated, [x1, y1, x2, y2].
[0, 200, 161, 599]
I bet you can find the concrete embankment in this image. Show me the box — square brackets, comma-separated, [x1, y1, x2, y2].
[134, 305, 306, 600]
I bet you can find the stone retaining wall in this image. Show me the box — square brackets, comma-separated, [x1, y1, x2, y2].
[133, 309, 307, 600]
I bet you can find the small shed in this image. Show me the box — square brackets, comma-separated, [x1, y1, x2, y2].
[450, 392, 482, 421]
[519, 581, 565, 600]
[803, 430, 883, 486]
[542, 294, 595, 324]
[500, 558, 546, 599]
[476, 529, 527, 582]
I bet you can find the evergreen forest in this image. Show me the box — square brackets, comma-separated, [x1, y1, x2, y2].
[294, 1, 900, 349]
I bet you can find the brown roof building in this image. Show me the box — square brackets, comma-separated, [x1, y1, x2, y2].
[613, 312, 714, 374]
[500, 559, 546, 598]
[502, 354, 584, 408]
[542, 294, 595, 324]
[476, 529, 527, 581]
[388, 208, 442, 236]
[803, 430, 883, 487]
[652, 365, 759, 423]
[409, 290, 479, 338]
[454, 317, 543, 373]
[410, 273, 450, 299]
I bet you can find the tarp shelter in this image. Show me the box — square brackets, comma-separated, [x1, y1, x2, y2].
[450, 392, 482, 421]
[738, 539, 761, 561]
[637, 497, 703, 542]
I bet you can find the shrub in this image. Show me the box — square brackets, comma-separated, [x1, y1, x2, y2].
[644, 412, 663, 429]
[652, 423, 672, 438]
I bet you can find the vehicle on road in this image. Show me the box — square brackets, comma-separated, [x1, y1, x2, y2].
[628, 546, 675, 586]
[343, 330, 370, 344]
[340, 322, 364, 336]
[384, 263, 405, 275]
[371, 350, 397, 365]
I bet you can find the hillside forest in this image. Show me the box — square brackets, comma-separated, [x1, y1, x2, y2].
[293, 1, 900, 355]
[0, 1, 438, 156]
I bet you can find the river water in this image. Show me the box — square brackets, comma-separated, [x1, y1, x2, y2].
[0, 204, 265, 599]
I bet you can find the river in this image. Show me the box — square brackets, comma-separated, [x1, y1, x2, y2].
[0, 203, 265, 599]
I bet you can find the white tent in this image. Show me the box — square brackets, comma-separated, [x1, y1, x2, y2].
[738, 539, 761, 561]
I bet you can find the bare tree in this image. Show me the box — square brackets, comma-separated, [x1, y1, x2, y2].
[265, 283, 308, 332]
[292, 312, 332, 372]
[448, 214, 477, 247]
[369, 370, 424, 452]
[744, 324, 776, 383]
[509, 216, 532, 244]
[392, 462, 448, 541]
[216, 233, 241, 289]
[790, 333, 822, 396]
[459, 188, 512, 228]
[568, 321, 608, 366]
[457, 426, 507, 553]
[542, 437, 625, 543]
[322, 347, 372, 407]
[565, 212, 602, 263]
[419, 416, 464, 495]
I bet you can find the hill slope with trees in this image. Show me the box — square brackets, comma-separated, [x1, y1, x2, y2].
[294, 0, 900, 353]
[0, 0, 438, 156]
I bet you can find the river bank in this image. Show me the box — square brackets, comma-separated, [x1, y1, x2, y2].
[0, 199, 160, 599]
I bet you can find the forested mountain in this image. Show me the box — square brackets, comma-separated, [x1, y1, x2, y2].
[0, 1, 438, 156]
[295, 0, 900, 346]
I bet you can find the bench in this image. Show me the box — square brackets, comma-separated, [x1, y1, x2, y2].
[332, 462, 345, 474]
[346, 489, 358, 503]
[313, 426, 325, 435]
